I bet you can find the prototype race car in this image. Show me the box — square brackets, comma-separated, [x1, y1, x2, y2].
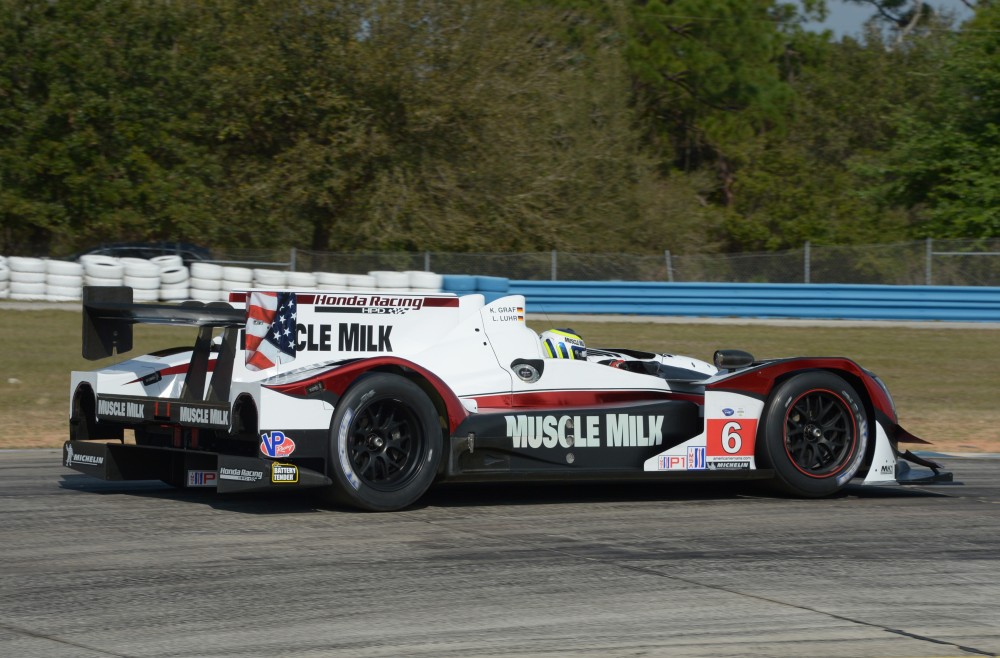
[64, 286, 952, 511]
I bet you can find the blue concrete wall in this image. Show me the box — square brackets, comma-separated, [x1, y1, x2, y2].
[440, 277, 1000, 322]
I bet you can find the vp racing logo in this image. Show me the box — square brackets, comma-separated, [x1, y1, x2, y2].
[260, 431, 296, 458]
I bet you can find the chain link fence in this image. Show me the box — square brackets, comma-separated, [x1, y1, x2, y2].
[207, 239, 1000, 286]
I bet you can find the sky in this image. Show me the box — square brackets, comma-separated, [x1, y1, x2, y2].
[806, 0, 975, 38]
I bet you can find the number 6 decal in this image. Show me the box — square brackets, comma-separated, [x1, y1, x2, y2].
[706, 418, 756, 457]
[722, 421, 742, 454]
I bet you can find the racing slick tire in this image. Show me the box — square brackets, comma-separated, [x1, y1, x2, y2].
[324, 373, 443, 511]
[757, 371, 869, 497]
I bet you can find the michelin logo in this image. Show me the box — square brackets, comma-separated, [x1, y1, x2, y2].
[64, 444, 104, 467]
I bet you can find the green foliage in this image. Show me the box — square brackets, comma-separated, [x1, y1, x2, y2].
[0, 0, 221, 255]
[725, 26, 940, 249]
[614, 0, 793, 201]
[0, 0, 997, 258]
[868, 4, 1000, 238]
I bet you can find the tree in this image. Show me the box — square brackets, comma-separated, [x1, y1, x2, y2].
[724, 9, 956, 250]
[201, 1, 716, 253]
[869, 3, 1000, 238]
[0, 0, 220, 255]
[612, 0, 795, 203]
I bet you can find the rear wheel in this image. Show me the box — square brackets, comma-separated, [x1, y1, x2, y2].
[324, 373, 442, 511]
[758, 371, 868, 497]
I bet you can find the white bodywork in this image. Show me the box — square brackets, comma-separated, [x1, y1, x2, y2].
[71, 290, 896, 484]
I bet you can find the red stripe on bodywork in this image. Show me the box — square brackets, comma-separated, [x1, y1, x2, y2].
[473, 389, 702, 410]
[127, 360, 216, 384]
[422, 297, 460, 307]
[712, 357, 896, 421]
[265, 357, 469, 433]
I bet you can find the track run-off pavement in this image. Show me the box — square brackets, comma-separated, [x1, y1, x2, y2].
[1, 449, 998, 658]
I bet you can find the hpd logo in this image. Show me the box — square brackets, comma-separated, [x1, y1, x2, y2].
[260, 431, 296, 458]
[187, 470, 218, 487]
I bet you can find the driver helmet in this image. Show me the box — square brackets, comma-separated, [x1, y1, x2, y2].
[540, 328, 586, 360]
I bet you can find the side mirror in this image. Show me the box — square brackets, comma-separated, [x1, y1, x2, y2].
[713, 349, 755, 371]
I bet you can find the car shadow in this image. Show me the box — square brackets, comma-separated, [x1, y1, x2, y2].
[59, 473, 325, 514]
[58, 472, 951, 516]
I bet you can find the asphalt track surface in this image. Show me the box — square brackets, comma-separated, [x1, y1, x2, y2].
[1, 450, 998, 658]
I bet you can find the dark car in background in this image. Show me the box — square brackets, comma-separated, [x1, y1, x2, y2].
[72, 242, 212, 265]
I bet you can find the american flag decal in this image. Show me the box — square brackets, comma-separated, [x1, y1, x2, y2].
[245, 291, 297, 371]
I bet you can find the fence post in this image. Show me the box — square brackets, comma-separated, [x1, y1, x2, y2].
[424, 251, 430, 272]
[551, 250, 557, 281]
[290, 247, 297, 272]
[925, 238, 932, 286]
[665, 250, 674, 282]
[804, 241, 811, 284]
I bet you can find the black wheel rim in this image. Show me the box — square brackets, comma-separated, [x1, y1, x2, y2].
[347, 398, 424, 491]
[783, 389, 856, 478]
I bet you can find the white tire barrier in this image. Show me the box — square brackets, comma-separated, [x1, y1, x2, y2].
[8, 256, 46, 273]
[151, 255, 183, 269]
[46, 273, 84, 288]
[84, 275, 124, 287]
[315, 272, 347, 286]
[254, 269, 287, 286]
[405, 271, 443, 290]
[370, 270, 409, 289]
[83, 259, 125, 279]
[0, 257, 438, 303]
[159, 266, 189, 285]
[45, 284, 83, 301]
[123, 259, 160, 278]
[132, 287, 159, 302]
[10, 281, 46, 295]
[46, 259, 84, 276]
[10, 270, 46, 284]
[346, 274, 377, 289]
[222, 266, 253, 283]
[286, 271, 316, 287]
[189, 276, 221, 291]
[190, 262, 223, 280]
[188, 287, 219, 302]
[123, 275, 160, 290]
[79, 254, 117, 265]
[159, 286, 189, 301]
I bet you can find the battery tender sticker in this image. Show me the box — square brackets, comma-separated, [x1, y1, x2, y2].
[271, 463, 298, 484]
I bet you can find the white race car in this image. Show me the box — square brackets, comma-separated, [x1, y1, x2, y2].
[64, 286, 951, 511]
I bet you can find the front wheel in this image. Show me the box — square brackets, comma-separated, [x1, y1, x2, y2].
[324, 373, 443, 511]
[758, 371, 869, 497]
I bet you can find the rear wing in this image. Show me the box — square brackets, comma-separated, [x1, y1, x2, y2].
[82, 286, 244, 360]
